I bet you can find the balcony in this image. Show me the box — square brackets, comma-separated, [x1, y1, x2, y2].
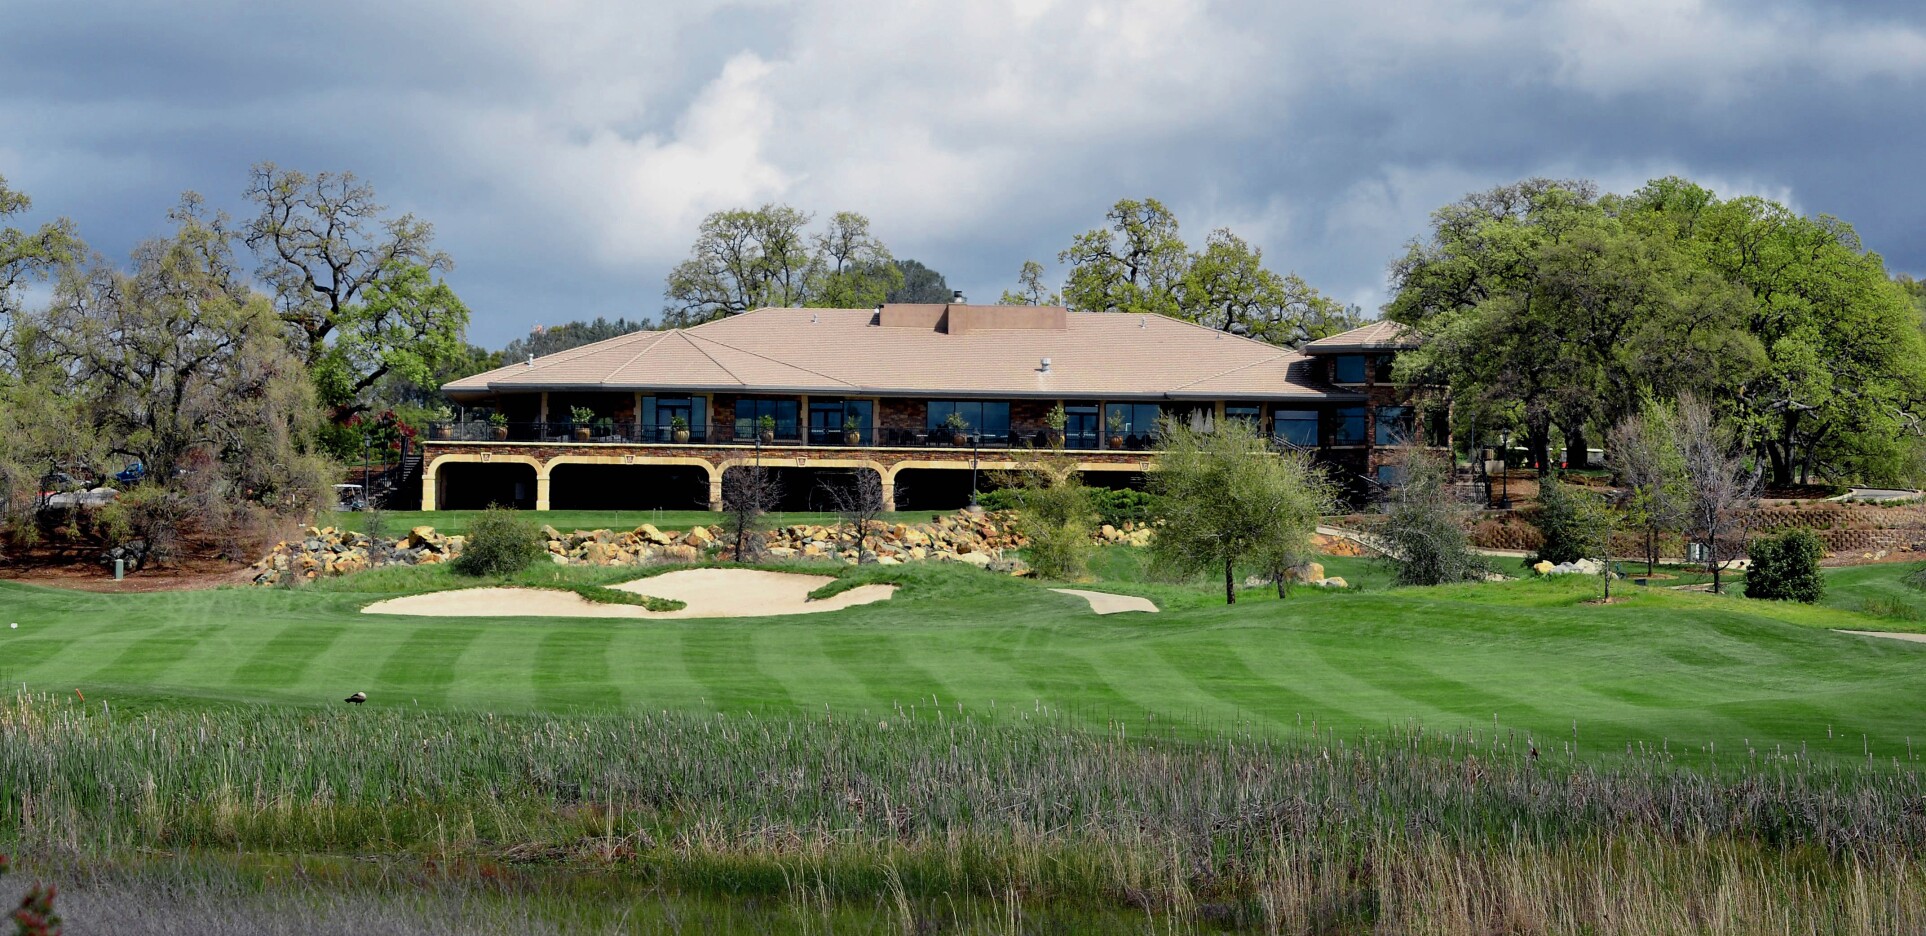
[427, 421, 1061, 450]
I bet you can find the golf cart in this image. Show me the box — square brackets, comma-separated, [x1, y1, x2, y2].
[332, 483, 367, 511]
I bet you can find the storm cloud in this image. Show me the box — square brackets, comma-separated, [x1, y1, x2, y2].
[4, 0, 1923, 344]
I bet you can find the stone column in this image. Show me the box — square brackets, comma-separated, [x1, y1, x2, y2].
[420, 460, 438, 511]
[708, 475, 724, 512]
[880, 477, 896, 512]
[534, 465, 552, 511]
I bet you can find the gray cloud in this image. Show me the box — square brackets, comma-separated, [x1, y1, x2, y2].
[4, 0, 1924, 345]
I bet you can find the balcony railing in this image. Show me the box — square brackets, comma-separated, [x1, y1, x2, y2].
[423, 420, 1409, 454]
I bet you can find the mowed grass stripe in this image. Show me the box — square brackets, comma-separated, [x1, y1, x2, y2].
[1151, 637, 1346, 729]
[230, 622, 351, 689]
[816, 631, 956, 712]
[84, 623, 225, 688]
[374, 625, 486, 706]
[533, 626, 622, 710]
[603, 626, 703, 710]
[681, 625, 797, 712]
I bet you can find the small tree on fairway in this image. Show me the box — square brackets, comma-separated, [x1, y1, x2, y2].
[1000, 448, 1096, 580]
[1676, 393, 1759, 594]
[821, 469, 888, 562]
[1744, 528, 1826, 603]
[1531, 476, 1609, 566]
[1378, 449, 1492, 587]
[1149, 419, 1335, 604]
[1608, 400, 1688, 575]
[451, 505, 543, 576]
[720, 463, 781, 562]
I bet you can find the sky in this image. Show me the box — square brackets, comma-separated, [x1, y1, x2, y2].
[5, 0, 1925, 347]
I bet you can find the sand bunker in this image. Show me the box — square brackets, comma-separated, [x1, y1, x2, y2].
[362, 569, 895, 620]
[1837, 629, 1926, 644]
[1051, 588, 1158, 614]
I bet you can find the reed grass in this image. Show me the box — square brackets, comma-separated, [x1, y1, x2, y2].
[7, 693, 1926, 932]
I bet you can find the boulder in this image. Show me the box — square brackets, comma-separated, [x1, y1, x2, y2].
[1316, 577, 1349, 588]
[684, 526, 715, 548]
[1287, 561, 1326, 583]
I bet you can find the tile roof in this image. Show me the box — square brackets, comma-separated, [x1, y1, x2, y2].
[1299, 320, 1419, 352]
[446, 307, 1363, 401]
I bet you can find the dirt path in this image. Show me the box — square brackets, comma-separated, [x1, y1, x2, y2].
[361, 568, 895, 619]
[1050, 588, 1158, 614]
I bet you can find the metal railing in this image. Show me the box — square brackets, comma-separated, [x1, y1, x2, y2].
[423, 420, 1417, 454]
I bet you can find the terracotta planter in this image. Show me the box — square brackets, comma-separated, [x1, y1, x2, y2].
[1108, 434, 1124, 449]
[672, 428, 691, 444]
[844, 431, 861, 446]
[951, 431, 968, 446]
[491, 427, 509, 441]
[431, 425, 453, 441]
[760, 430, 775, 444]
[574, 428, 591, 442]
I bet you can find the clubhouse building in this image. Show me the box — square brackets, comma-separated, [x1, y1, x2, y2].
[424, 305, 1442, 512]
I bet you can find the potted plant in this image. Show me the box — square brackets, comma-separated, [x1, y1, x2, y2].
[570, 406, 595, 441]
[487, 411, 509, 441]
[757, 413, 777, 444]
[944, 410, 970, 446]
[1106, 409, 1126, 449]
[670, 413, 691, 444]
[1044, 403, 1067, 448]
[429, 405, 455, 440]
[843, 414, 862, 446]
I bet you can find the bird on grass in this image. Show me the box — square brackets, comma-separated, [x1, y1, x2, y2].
[344, 691, 367, 704]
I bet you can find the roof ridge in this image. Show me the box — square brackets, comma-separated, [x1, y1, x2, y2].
[471, 328, 660, 382]
[685, 331, 861, 388]
[600, 331, 674, 386]
[672, 330, 747, 386]
[1166, 351, 1295, 392]
[1127, 311, 1297, 352]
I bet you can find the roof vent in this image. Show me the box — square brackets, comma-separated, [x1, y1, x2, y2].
[952, 289, 965, 303]
[1139, 316, 1147, 328]
[526, 354, 535, 367]
[811, 312, 819, 324]
[1039, 356, 1052, 373]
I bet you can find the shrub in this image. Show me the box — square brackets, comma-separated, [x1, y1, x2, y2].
[1089, 487, 1156, 527]
[451, 505, 545, 577]
[1378, 450, 1491, 587]
[974, 488, 1020, 513]
[1531, 476, 1609, 565]
[1744, 528, 1826, 603]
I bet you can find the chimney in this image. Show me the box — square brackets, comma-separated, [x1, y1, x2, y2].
[1039, 357, 1052, 373]
[952, 289, 965, 304]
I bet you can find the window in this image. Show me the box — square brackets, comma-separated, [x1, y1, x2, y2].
[1224, 404, 1262, 428]
[1273, 409, 1319, 448]
[1375, 405, 1413, 445]
[1333, 406, 1367, 445]
[1104, 403, 1163, 449]
[1060, 404, 1100, 449]
[734, 397, 799, 441]
[1332, 355, 1367, 384]
[809, 399, 873, 444]
[1376, 464, 1406, 487]
[926, 401, 1011, 440]
[1374, 354, 1397, 383]
[642, 395, 706, 442]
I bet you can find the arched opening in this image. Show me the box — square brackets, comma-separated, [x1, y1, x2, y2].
[436, 461, 537, 510]
[547, 463, 712, 510]
[890, 468, 985, 512]
[719, 466, 883, 513]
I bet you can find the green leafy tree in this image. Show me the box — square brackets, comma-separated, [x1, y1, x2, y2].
[1001, 450, 1097, 580]
[1377, 450, 1492, 587]
[0, 178, 85, 544]
[1149, 418, 1335, 604]
[1531, 476, 1610, 566]
[807, 211, 903, 308]
[887, 258, 952, 303]
[1058, 198, 1189, 316]
[243, 163, 471, 422]
[1608, 398, 1689, 574]
[1000, 259, 1061, 306]
[1744, 528, 1826, 603]
[1179, 228, 1362, 345]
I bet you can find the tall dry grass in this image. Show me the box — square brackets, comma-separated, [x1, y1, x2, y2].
[5, 693, 1926, 932]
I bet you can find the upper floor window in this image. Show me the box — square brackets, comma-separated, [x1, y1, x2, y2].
[735, 397, 800, 441]
[1374, 355, 1396, 383]
[1104, 403, 1163, 449]
[1224, 404, 1262, 427]
[1332, 355, 1368, 383]
[1333, 406, 1367, 445]
[1273, 409, 1319, 448]
[1375, 405, 1414, 445]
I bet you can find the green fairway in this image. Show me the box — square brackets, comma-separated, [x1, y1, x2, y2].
[4, 554, 1925, 759]
[327, 508, 931, 535]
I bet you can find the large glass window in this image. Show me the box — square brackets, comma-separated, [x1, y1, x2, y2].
[735, 397, 800, 441]
[1224, 403, 1262, 428]
[1273, 409, 1319, 448]
[1104, 403, 1163, 449]
[642, 395, 707, 443]
[1060, 404, 1101, 449]
[1333, 406, 1367, 445]
[1376, 464, 1406, 488]
[926, 401, 1011, 441]
[808, 399, 873, 445]
[1332, 355, 1367, 384]
[1375, 405, 1413, 445]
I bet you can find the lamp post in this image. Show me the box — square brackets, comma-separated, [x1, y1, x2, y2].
[361, 438, 371, 512]
[969, 431, 980, 510]
[1497, 429, 1511, 510]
